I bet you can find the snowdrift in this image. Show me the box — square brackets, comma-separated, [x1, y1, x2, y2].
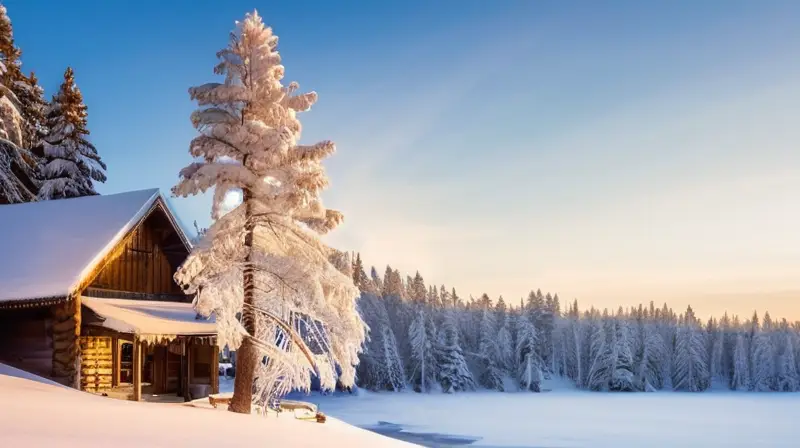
[0, 363, 415, 447]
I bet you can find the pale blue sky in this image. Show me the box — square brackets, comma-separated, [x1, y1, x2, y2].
[7, 0, 800, 318]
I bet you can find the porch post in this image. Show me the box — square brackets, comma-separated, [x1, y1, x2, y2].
[186, 338, 194, 401]
[132, 337, 142, 401]
[211, 341, 219, 395]
[112, 337, 120, 387]
[180, 338, 189, 401]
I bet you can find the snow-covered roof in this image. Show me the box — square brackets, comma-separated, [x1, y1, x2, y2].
[82, 297, 215, 343]
[0, 189, 189, 304]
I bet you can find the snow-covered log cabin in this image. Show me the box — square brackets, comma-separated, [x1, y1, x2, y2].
[0, 189, 219, 401]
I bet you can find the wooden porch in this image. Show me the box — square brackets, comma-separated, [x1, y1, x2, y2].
[81, 330, 219, 402]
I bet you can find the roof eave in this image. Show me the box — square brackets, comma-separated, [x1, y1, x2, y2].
[0, 295, 69, 310]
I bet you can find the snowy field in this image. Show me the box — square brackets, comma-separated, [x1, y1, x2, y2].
[294, 386, 800, 447]
[0, 365, 412, 448]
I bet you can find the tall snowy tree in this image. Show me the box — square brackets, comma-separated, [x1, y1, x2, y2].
[0, 3, 24, 147]
[477, 308, 505, 390]
[16, 71, 47, 148]
[633, 321, 667, 391]
[750, 329, 776, 391]
[408, 306, 438, 392]
[584, 314, 611, 390]
[37, 67, 106, 200]
[515, 314, 542, 392]
[672, 307, 709, 392]
[731, 332, 750, 391]
[497, 312, 515, 372]
[608, 317, 635, 391]
[438, 309, 475, 393]
[357, 292, 405, 391]
[775, 327, 798, 392]
[172, 11, 366, 414]
[0, 4, 37, 204]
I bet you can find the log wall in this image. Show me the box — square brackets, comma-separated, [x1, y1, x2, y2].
[52, 297, 81, 388]
[80, 336, 113, 392]
[0, 308, 54, 380]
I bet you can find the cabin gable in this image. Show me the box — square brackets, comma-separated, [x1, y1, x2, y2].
[84, 200, 191, 302]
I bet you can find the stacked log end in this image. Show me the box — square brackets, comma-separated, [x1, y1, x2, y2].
[80, 336, 113, 392]
[51, 297, 81, 388]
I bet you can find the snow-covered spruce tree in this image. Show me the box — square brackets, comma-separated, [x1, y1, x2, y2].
[515, 313, 542, 392]
[172, 11, 366, 414]
[356, 292, 405, 391]
[477, 308, 504, 390]
[584, 313, 611, 390]
[672, 307, 709, 392]
[37, 67, 106, 200]
[408, 306, 438, 392]
[750, 329, 776, 391]
[0, 3, 24, 147]
[438, 309, 475, 393]
[370, 267, 384, 294]
[633, 320, 667, 391]
[608, 316, 635, 391]
[16, 71, 47, 149]
[730, 332, 750, 390]
[775, 326, 798, 392]
[706, 318, 725, 388]
[563, 307, 584, 387]
[0, 4, 37, 204]
[496, 312, 515, 373]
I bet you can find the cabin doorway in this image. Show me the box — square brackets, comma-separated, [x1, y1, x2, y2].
[119, 342, 134, 384]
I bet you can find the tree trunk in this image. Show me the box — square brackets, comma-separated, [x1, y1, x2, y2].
[229, 189, 259, 414]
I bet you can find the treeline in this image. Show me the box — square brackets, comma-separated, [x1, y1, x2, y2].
[349, 254, 800, 394]
[0, 4, 106, 204]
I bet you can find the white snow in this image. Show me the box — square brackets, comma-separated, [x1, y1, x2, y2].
[82, 297, 216, 341]
[306, 388, 800, 447]
[0, 189, 174, 303]
[0, 364, 415, 447]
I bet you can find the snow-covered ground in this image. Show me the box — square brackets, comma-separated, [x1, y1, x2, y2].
[0, 364, 414, 447]
[292, 383, 800, 447]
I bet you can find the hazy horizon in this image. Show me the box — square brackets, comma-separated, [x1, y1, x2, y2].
[9, 0, 800, 320]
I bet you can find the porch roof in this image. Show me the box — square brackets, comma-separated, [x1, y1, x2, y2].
[82, 297, 216, 344]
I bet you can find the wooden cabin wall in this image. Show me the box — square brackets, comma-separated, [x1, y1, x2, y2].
[89, 212, 184, 296]
[0, 307, 54, 381]
[80, 336, 113, 393]
[52, 298, 80, 388]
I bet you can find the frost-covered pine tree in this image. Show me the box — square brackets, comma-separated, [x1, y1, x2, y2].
[750, 330, 776, 391]
[608, 317, 635, 391]
[16, 71, 47, 149]
[0, 4, 37, 204]
[706, 318, 725, 388]
[775, 327, 798, 392]
[672, 307, 709, 392]
[496, 312, 515, 372]
[37, 67, 106, 200]
[0, 4, 24, 147]
[515, 314, 542, 392]
[438, 309, 475, 393]
[585, 313, 611, 390]
[477, 308, 504, 390]
[172, 11, 366, 414]
[409, 306, 438, 392]
[730, 332, 750, 390]
[633, 321, 667, 391]
[356, 292, 405, 391]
